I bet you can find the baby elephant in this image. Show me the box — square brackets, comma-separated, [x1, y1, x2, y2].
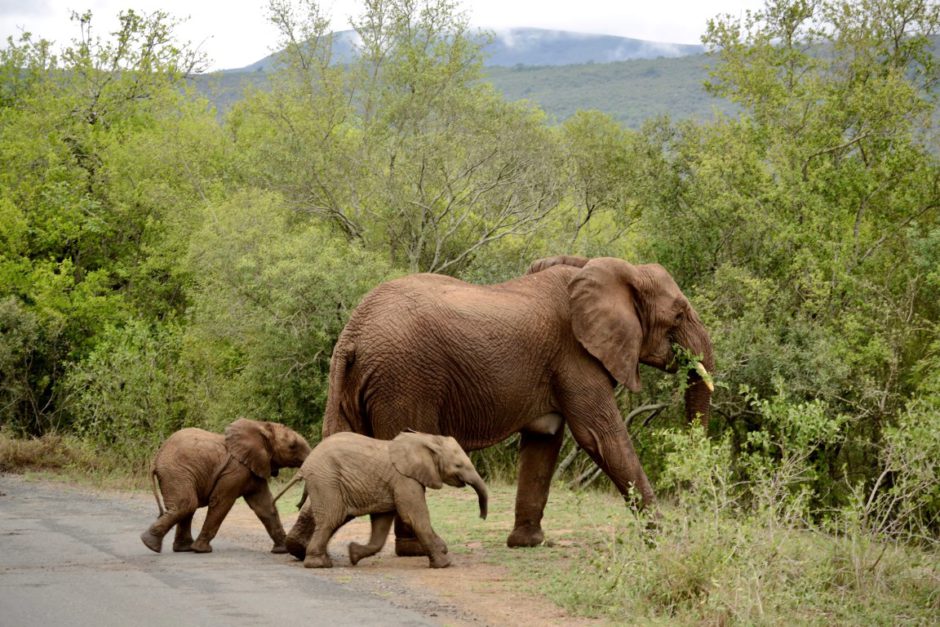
[141, 418, 311, 554]
[282, 431, 488, 569]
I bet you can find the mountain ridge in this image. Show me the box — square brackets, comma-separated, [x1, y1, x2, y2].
[219, 27, 705, 73]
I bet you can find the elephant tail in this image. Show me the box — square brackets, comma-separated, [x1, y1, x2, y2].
[149, 467, 164, 517]
[272, 473, 305, 505]
[323, 342, 361, 437]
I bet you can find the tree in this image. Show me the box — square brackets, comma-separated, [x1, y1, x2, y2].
[0, 11, 214, 433]
[625, 0, 940, 500]
[232, 0, 562, 274]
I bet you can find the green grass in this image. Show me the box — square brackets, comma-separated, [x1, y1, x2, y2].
[428, 484, 937, 625]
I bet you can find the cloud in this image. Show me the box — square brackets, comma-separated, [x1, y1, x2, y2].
[0, 0, 52, 17]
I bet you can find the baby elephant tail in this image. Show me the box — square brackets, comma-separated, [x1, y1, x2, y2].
[272, 473, 305, 506]
[150, 467, 164, 516]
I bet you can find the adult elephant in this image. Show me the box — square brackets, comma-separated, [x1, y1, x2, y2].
[323, 255, 714, 550]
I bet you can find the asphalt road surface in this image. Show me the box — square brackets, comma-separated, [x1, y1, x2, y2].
[0, 475, 436, 627]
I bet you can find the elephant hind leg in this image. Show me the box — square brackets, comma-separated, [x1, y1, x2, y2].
[304, 506, 353, 569]
[142, 497, 197, 554]
[286, 502, 316, 561]
[172, 512, 195, 552]
[349, 512, 394, 566]
[508, 428, 564, 548]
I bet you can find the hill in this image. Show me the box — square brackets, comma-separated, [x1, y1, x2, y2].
[193, 27, 727, 127]
[220, 27, 705, 73]
[485, 55, 730, 127]
[193, 52, 728, 128]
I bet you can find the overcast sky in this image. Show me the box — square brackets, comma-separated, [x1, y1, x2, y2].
[1, 0, 767, 71]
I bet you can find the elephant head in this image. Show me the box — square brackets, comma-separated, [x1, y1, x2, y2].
[224, 418, 312, 479]
[390, 432, 488, 519]
[529, 255, 715, 426]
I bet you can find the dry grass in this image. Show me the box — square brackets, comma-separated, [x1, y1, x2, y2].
[0, 429, 146, 489]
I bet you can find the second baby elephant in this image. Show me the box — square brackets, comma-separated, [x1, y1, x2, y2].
[282, 431, 488, 568]
[141, 418, 312, 554]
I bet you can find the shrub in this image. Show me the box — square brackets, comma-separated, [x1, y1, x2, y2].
[64, 320, 188, 472]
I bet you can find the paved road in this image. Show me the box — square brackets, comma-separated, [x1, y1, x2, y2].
[0, 475, 436, 627]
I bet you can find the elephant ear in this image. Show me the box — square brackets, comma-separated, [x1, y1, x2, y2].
[389, 433, 443, 490]
[224, 418, 273, 479]
[526, 255, 590, 275]
[568, 257, 643, 393]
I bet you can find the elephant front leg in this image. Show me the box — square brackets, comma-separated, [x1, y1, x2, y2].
[508, 428, 565, 548]
[563, 393, 655, 508]
[395, 484, 451, 568]
[244, 485, 287, 553]
[393, 517, 427, 556]
[349, 512, 394, 566]
[192, 494, 238, 553]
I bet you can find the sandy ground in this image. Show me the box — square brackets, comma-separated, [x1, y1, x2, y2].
[217, 500, 598, 626]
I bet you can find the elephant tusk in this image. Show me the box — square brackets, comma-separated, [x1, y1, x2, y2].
[694, 362, 714, 392]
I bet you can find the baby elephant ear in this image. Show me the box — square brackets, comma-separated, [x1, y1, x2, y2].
[568, 257, 643, 393]
[389, 433, 443, 490]
[526, 255, 590, 275]
[225, 418, 273, 479]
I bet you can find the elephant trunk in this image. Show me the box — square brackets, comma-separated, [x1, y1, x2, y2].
[677, 312, 715, 429]
[466, 472, 488, 520]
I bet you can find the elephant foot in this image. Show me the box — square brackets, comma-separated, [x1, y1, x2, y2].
[140, 530, 163, 553]
[507, 524, 544, 548]
[428, 553, 452, 569]
[348, 542, 375, 566]
[271, 544, 288, 554]
[285, 536, 307, 560]
[394, 537, 429, 557]
[172, 540, 194, 552]
[191, 540, 212, 553]
[303, 554, 333, 568]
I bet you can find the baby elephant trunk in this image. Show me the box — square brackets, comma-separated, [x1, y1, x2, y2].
[466, 472, 488, 520]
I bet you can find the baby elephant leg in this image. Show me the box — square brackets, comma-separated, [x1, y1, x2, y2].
[349, 512, 395, 566]
[395, 484, 451, 568]
[191, 493, 237, 553]
[244, 485, 287, 553]
[286, 502, 316, 560]
[172, 512, 196, 552]
[303, 493, 353, 569]
[141, 496, 197, 554]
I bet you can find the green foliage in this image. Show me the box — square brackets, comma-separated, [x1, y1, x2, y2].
[232, 0, 562, 274]
[64, 320, 187, 467]
[183, 189, 393, 433]
[0, 10, 215, 436]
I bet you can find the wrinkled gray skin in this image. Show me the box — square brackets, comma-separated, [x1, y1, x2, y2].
[140, 418, 311, 554]
[284, 432, 488, 569]
[323, 255, 714, 552]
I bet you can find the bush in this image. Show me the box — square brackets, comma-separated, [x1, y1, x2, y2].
[183, 189, 395, 435]
[64, 320, 188, 472]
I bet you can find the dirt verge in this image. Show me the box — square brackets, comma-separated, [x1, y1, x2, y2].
[220, 503, 597, 626]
